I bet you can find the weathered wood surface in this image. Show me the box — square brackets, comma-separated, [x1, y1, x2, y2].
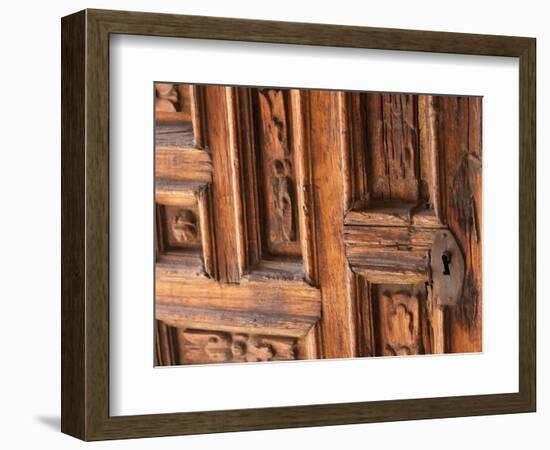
[437, 96, 483, 353]
[155, 146, 212, 182]
[308, 90, 356, 359]
[178, 329, 297, 365]
[366, 94, 420, 202]
[156, 278, 321, 337]
[255, 88, 301, 256]
[154, 84, 482, 365]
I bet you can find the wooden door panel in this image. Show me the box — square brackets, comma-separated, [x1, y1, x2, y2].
[366, 93, 420, 202]
[154, 84, 482, 365]
[254, 88, 301, 257]
[155, 84, 321, 364]
[155, 322, 299, 366]
[438, 96, 483, 353]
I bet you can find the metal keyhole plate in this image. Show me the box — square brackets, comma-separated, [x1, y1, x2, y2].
[431, 230, 465, 306]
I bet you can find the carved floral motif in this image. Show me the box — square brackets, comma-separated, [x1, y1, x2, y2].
[257, 89, 298, 248]
[271, 158, 295, 242]
[378, 287, 422, 356]
[179, 329, 296, 364]
[171, 209, 199, 244]
[155, 83, 180, 112]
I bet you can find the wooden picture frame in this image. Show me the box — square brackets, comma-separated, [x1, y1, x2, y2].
[61, 9, 536, 441]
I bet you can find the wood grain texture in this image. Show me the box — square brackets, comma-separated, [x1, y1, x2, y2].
[86, 9, 532, 56]
[343, 93, 478, 356]
[156, 278, 321, 337]
[155, 320, 178, 366]
[366, 94, 420, 202]
[61, 10, 86, 438]
[418, 95, 442, 217]
[227, 87, 317, 283]
[289, 89, 318, 286]
[61, 9, 536, 440]
[437, 96, 483, 352]
[344, 225, 434, 283]
[231, 87, 263, 271]
[205, 86, 244, 282]
[154, 86, 322, 357]
[255, 88, 300, 256]
[518, 38, 536, 406]
[308, 90, 356, 358]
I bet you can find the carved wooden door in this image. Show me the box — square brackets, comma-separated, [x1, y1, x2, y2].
[155, 83, 482, 365]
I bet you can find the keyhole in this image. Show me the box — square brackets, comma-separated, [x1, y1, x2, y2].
[442, 252, 451, 276]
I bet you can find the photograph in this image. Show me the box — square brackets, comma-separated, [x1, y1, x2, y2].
[154, 83, 483, 366]
[0, 0, 542, 445]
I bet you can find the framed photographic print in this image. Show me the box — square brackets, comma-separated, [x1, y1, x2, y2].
[61, 9, 536, 440]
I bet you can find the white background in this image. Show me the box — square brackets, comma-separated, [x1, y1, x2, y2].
[110, 36, 518, 415]
[0, 0, 546, 448]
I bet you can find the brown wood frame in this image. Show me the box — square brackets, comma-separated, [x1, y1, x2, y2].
[61, 8, 536, 441]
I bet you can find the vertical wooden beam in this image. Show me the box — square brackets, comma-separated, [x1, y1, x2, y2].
[438, 96, 483, 353]
[197, 186, 216, 278]
[231, 88, 262, 272]
[418, 95, 442, 218]
[309, 90, 356, 358]
[189, 85, 206, 148]
[203, 86, 244, 282]
[426, 289, 446, 354]
[155, 320, 178, 365]
[296, 326, 318, 360]
[355, 277, 376, 357]
[290, 89, 320, 359]
[340, 93, 368, 210]
[290, 89, 318, 286]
